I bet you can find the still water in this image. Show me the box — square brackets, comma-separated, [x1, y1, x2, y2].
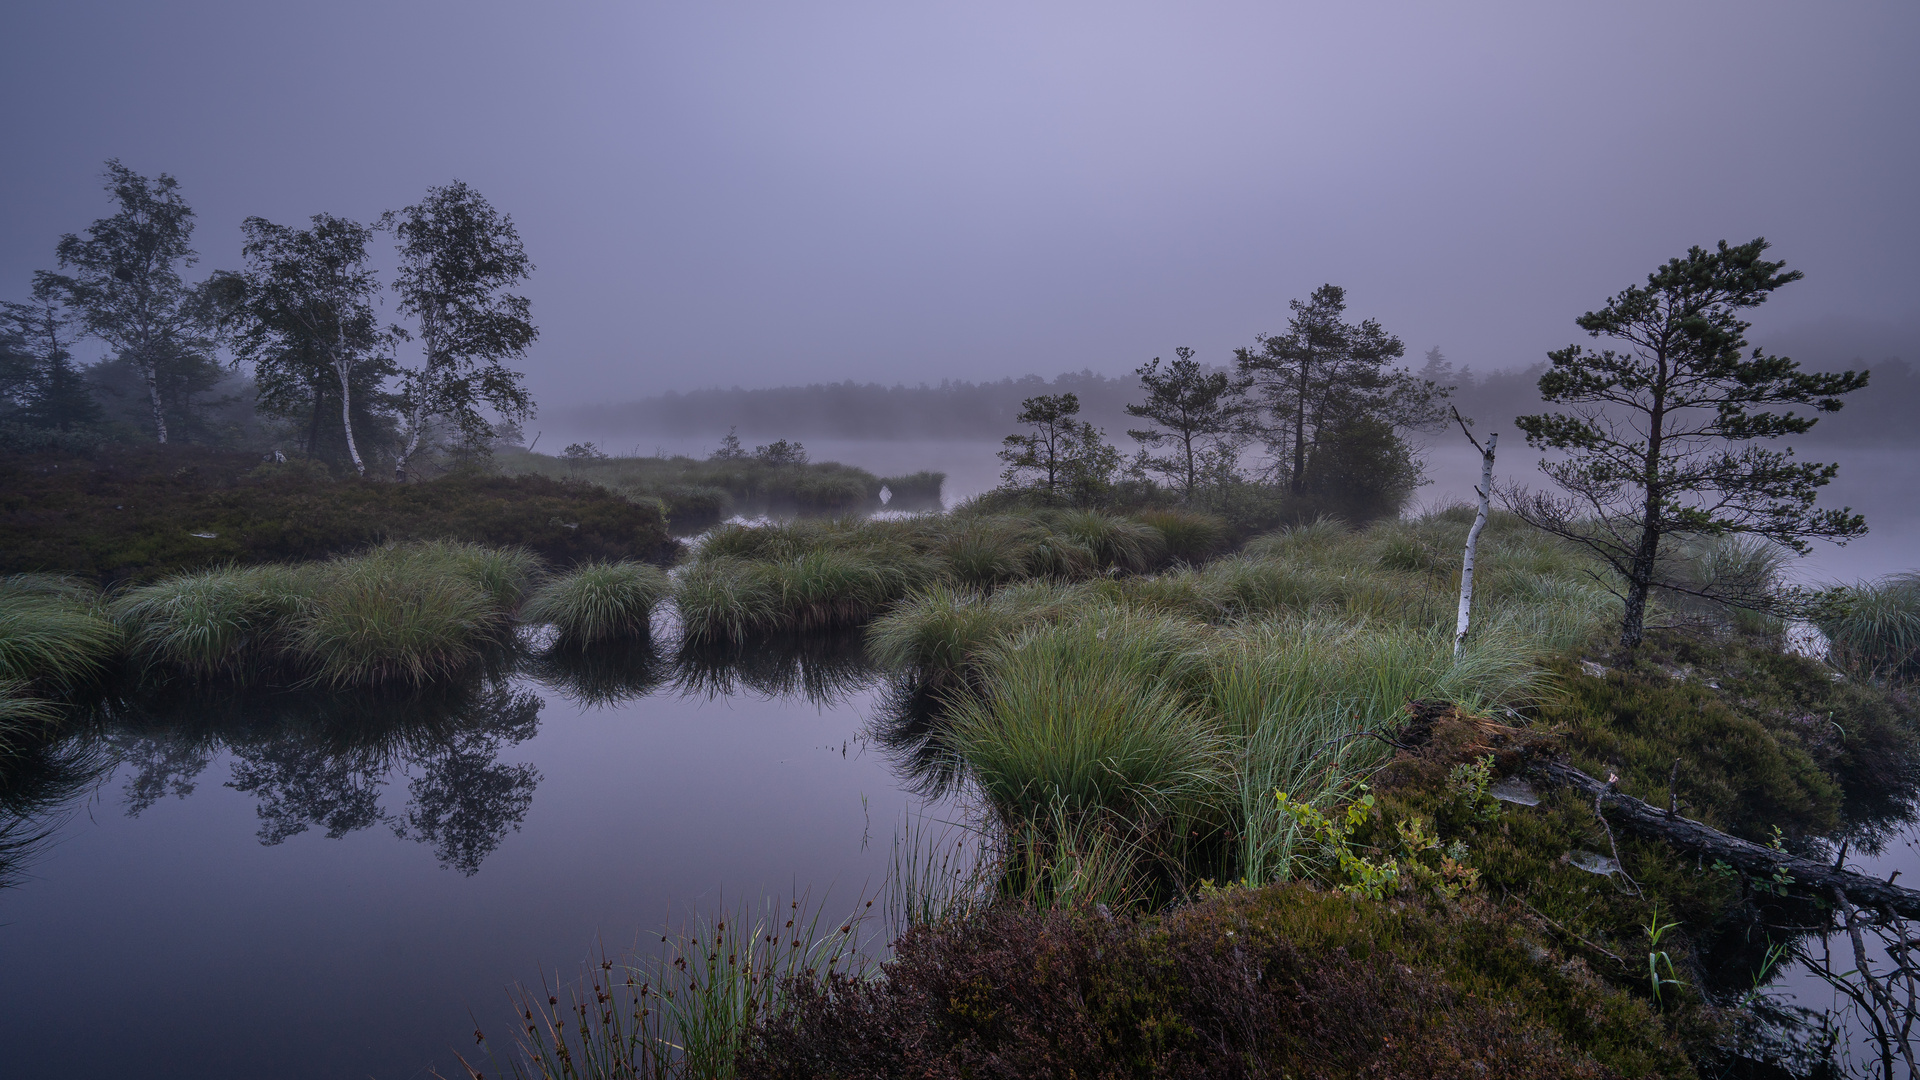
[0, 639, 937, 1079]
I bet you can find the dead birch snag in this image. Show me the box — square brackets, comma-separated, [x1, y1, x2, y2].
[1451, 408, 1495, 659]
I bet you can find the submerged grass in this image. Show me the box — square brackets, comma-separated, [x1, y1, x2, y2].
[522, 561, 671, 646]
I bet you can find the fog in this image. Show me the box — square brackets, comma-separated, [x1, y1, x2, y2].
[4, 2, 1917, 404]
[4, 2, 1915, 570]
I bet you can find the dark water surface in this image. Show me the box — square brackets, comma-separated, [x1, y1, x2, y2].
[0, 645, 934, 1080]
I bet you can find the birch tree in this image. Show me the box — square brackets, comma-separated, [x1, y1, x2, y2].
[35, 161, 210, 443]
[230, 214, 394, 474]
[1512, 238, 1868, 651]
[1450, 408, 1496, 658]
[385, 182, 537, 480]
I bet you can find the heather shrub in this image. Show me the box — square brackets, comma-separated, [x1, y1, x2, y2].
[739, 884, 1690, 1080]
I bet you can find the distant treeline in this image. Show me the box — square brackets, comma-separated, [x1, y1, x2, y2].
[564, 371, 1147, 442]
[564, 351, 1920, 446]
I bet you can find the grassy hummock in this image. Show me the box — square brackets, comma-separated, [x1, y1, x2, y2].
[110, 542, 535, 688]
[522, 561, 671, 646]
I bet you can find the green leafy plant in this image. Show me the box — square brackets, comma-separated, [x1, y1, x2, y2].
[1642, 908, 1686, 1007]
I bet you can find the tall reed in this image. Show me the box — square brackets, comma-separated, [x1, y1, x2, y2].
[480, 896, 875, 1080]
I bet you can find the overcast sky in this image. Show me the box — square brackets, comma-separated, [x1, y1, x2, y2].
[3, 1, 1916, 404]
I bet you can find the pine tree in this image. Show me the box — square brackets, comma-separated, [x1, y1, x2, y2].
[1513, 238, 1868, 650]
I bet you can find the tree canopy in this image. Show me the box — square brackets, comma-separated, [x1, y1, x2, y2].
[229, 214, 395, 473]
[1125, 347, 1250, 502]
[1512, 238, 1868, 650]
[35, 161, 217, 443]
[1234, 284, 1442, 496]
[386, 181, 537, 480]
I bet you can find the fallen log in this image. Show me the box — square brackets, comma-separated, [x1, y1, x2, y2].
[1536, 761, 1920, 920]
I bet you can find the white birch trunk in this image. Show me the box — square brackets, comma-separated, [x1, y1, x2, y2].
[334, 352, 365, 476]
[394, 313, 438, 482]
[1454, 431, 1496, 659]
[143, 352, 169, 444]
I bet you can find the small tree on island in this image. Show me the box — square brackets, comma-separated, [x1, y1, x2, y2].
[999, 392, 1120, 503]
[710, 426, 747, 461]
[1511, 238, 1869, 651]
[1125, 346, 1251, 503]
[998, 392, 1081, 496]
[1234, 284, 1443, 497]
[754, 438, 808, 466]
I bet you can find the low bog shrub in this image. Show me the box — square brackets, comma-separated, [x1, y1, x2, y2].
[740, 885, 1689, 1080]
[0, 446, 675, 582]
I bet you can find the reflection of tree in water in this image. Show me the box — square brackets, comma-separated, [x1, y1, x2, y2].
[228, 740, 387, 843]
[98, 675, 543, 875]
[389, 690, 540, 875]
[10, 634, 880, 882]
[114, 730, 216, 816]
[672, 629, 875, 707]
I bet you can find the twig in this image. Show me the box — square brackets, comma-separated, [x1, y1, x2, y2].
[1594, 772, 1642, 897]
[1518, 899, 1629, 971]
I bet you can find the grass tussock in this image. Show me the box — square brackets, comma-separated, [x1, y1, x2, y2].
[111, 541, 535, 687]
[947, 611, 1229, 834]
[1130, 508, 1229, 564]
[1817, 571, 1920, 682]
[867, 506, 1620, 903]
[676, 509, 1200, 646]
[522, 561, 670, 646]
[294, 561, 505, 687]
[864, 581, 1106, 687]
[0, 574, 120, 694]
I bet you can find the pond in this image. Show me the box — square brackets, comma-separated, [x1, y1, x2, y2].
[6, 543, 1918, 1076]
[0, 635, 949, 1080]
